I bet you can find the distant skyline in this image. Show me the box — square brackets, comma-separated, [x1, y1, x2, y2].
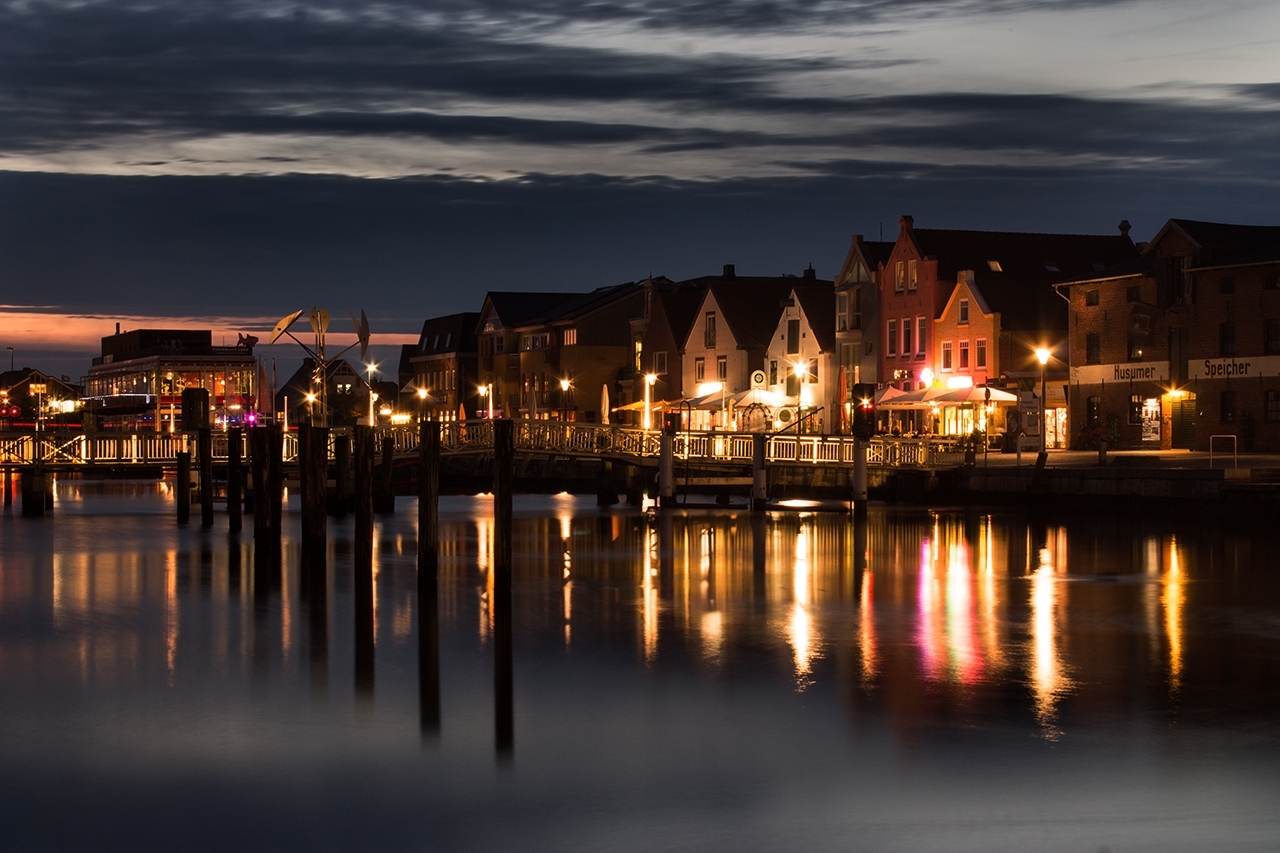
[2, 0, 1278, 374]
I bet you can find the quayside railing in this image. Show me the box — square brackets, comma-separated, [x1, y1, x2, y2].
[0, 423, 963, 469]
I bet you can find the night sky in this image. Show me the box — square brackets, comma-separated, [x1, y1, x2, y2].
[1, 0, 1277, 374]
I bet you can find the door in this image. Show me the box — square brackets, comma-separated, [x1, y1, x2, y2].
[1171, 394, 1196, 449]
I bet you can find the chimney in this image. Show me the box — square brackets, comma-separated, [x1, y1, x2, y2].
[723, 264, 735, 279]
[1118, 219, 1132, 238]
[900, 215, 914, 234]
[803, 263, 816, 280]
[115, 322, 120, 335]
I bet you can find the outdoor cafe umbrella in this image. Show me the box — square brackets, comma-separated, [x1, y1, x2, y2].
[930, 385, 1018, 405]
[600, 384, 610, 425]
[878, 385, 950, 409]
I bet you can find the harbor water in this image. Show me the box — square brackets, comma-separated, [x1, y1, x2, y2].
[1, 482, 1278, 851]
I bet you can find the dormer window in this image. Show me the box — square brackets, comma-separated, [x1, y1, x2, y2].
[988, 261, 1002, 272]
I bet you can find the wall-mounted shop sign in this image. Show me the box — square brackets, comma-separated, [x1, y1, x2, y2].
[1193, 355, 1280, 380]
[1070, 361, 1168, 384]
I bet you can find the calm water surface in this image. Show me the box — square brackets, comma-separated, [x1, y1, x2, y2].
[1, 483, 1279, 852]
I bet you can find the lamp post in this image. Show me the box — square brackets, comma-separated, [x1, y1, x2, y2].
[305, 391, 317, 425]
[643, 373, 657, 430]
[1035, 347, 1051, 452]
[478, 382, 493, 419]
[560, 377, 571, 422]
[365, 363, 378, 426]
[417, 386, 429, 422]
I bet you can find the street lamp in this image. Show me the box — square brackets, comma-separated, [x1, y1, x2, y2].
[365, 362, 378, 425]
[1035, 347, 1051, 452]
[560, 377, 571, 422]
[417, 386, 429, 422]
[305, 390, 317, 424]
[643, 373, 657, 430]
[478, 382, 494, 419]
[793, 362, 806, 433]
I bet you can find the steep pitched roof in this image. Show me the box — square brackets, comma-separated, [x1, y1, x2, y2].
[479, 291, 581, 331]
[515, 281, 642, 328]
[1188, 240, 1280, 270]
[835, 236, 894, 285]
[792, 284, 837, 353]
[906, 227, 1137, 332]
[414, 312, 480, 356]
[1161, 219, 1280, 254]
[654, 289, 706, 350]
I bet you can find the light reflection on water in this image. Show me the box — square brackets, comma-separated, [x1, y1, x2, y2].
[0, 480, 1277, 851]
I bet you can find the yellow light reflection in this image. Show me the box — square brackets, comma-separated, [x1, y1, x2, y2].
[642, 525, 658, 666]
[1163, 536, 1184, 694]
[859, 571, 877, 686]
[787, 523, 818, 689]
[1029, 544, 1070, 740]
[165, 550, 179, 687]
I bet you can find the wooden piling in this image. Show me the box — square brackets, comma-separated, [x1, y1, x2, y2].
[493, 419, 514, 591]
[375, 430, 396, 514]
[20, 466, 45, 517]
[354, 426, 375, 578]
[298, 424, 329, 559]
[751, 433, 768, 512]
[418, 421, 440, 578]
[596, 459, 619, 507]
[658, 433, 675, 508]
[249, 427, 269, 536]
[267, 426, 283, 533]
[354, 425, 376, 706]
[176, 451, 191, 524]
[419, 579, 441, 737]
[227, 427, 243, 532]
[197, 427, 214, 528]
[331, 434, 351, 518]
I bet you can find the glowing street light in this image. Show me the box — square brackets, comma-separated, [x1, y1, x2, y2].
[417, 386, 429, 422]
[478, 382, 494, 419]
[365, 362, 379, 426]
[1035, 347, 1051, 452]
[560, 377, 572, 422]
[643, 373, 657, 430]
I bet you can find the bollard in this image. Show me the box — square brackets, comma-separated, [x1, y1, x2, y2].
[493, 419, 514, 592]
[227, 427, 243, 532]
[331, 434, 351, 518]
[658, 433, 674, 508]
[197, 427, 214, 529]
[751, 433, 767, 512]
[298, 425, 329, 560]
[176, 451, 191, 524]
[418, 421, 440, 578]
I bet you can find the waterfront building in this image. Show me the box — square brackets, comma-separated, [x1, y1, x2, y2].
[1063, 219, 1280, 450]
[83, 328, 258, 431]
[761, 284, 837, 432]
[507, 282, 645, 421]
[274, 357, 367, 426]
[833, 235, 894, 388]
[679, 266, 832, 431]
[0, 368, 82, 429]
[476, 291, 581, 418]
[630, 278, 698, 416]
[878, 216, 1137, 440]
[407, 312, 479, 420]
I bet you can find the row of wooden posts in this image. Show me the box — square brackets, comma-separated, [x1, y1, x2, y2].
[167, 420, 516, 753]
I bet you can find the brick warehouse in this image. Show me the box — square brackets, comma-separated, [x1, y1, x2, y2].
[1061, 219, 1280, 450]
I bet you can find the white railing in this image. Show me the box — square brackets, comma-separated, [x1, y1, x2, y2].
[0, 424, 962, 469]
